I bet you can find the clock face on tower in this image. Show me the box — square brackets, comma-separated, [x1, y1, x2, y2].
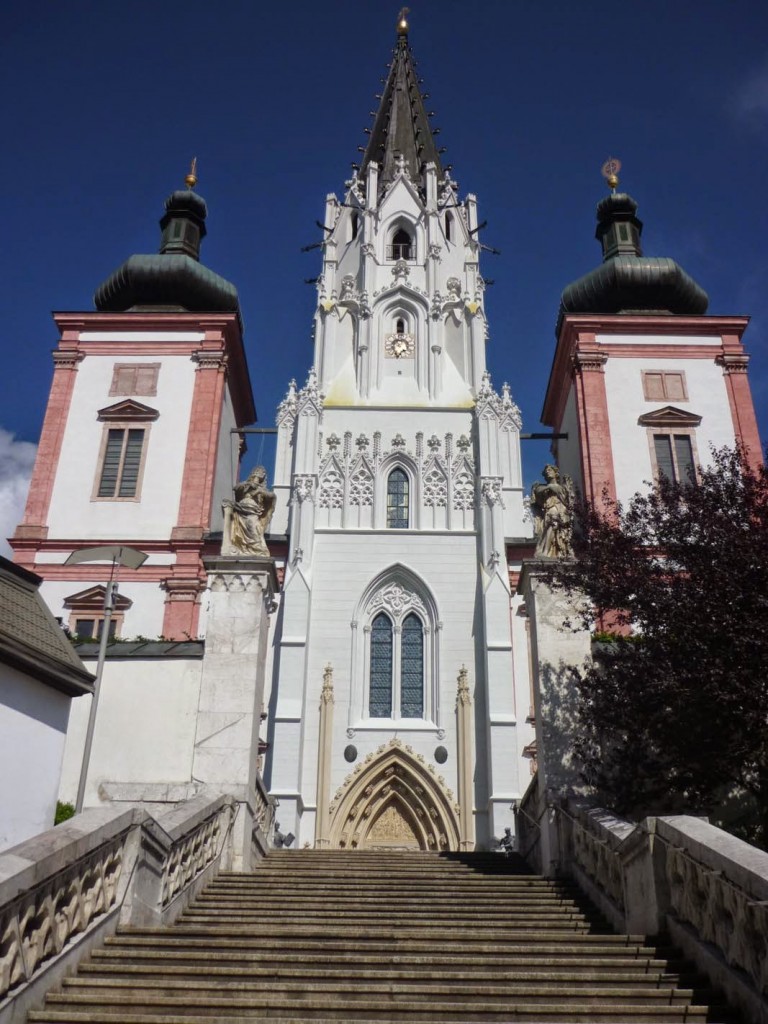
[384, 331, 415, 359]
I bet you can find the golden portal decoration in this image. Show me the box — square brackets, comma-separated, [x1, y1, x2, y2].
[328, 739, 460, 851]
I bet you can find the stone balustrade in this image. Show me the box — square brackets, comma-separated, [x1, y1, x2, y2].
[547, 798, 768, 1024]
[0, 795, 236, 1024]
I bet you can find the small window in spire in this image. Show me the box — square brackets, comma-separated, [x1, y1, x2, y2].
[445, 212, 452, 243]
[351, 212, 359, 241]
[396, 318, 405, 335]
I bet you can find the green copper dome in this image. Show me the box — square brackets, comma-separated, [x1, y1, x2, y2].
[559, 189, 708, 320]
[94, 186, 239, 313]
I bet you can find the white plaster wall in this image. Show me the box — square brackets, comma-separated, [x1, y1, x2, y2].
[556, 386, 583, 495]
[299, 532, 483, 818]
[0, 664, 73, 849]
[47, 352, 196, 539]
[58, 657, 203, 806]
[39, 579, 168, 640]
[604, 356, 736, 506]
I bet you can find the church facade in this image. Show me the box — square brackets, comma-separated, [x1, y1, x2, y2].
[8, 14, 761, 854]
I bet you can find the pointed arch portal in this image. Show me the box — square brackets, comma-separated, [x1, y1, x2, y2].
[328, 741, 460, 851]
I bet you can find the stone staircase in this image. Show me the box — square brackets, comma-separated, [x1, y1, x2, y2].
[28, 850, 737, 1023]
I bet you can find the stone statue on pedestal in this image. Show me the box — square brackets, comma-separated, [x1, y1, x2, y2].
[222, 466, 276, 557]
[531, 464, 574, 559]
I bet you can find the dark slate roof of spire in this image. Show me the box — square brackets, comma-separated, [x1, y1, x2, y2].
[94, 187, 239, 314]
[361, 29, 443, 188]
[560, 189, 708, 320]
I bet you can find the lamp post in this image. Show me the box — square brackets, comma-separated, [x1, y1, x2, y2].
[65, 545, 148, 812]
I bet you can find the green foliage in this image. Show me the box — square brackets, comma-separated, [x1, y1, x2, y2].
[54, 801, 75, 825]
[548, 446, 768, 848]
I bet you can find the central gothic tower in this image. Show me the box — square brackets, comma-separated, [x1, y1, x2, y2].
[265, 12, 534, 850]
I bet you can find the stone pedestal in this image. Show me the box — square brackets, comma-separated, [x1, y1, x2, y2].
[519, 560, 591, 875]
[193, 556, 277, 870]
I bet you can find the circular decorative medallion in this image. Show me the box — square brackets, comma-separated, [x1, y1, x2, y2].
[344, 744, 358, 763]
[384, 331, 415, 359]
[434, 745, 448, 764]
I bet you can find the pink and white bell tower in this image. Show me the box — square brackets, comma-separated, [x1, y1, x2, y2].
[11, 170, 255, 641]
[542, 173, 761, 506]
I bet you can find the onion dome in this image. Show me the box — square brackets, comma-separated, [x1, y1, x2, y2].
[94, 164, 239, 314]
[560, 180, 708, 320]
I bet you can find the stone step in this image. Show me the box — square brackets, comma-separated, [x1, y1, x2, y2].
[60, 977, 709, 1004]
[110, 929, 654, 950]
[78, 963, 686, 985]
[194, 893, 588, 907]
[29, 852, 734, 1024]
[178, 907, 595, 923]
[34, 992, 718, 1021]
[90, 948, 677, 970]
[27, 1013, 722, 1024]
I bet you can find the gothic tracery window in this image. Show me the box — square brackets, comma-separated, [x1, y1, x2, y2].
[368, 610, 424, 719]
[387, 468, 409, 529]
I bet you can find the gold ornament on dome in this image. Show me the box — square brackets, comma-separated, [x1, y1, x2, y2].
[185, 157, 198, 190]
[601, 156, 621, 192]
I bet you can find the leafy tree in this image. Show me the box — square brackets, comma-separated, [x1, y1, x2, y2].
[548, 446, 768, 847]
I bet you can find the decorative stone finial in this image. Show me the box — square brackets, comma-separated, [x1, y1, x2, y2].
[396, 6, 409, 35]
[321, 664, 334, 705]
[185, 157, 198, 190]
[457, 665, 471, 706]
[601, 156, 621, 194]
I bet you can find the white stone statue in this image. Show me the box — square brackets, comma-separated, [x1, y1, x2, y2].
[222, 466, 276, 557]
[531, 464, 574, 559]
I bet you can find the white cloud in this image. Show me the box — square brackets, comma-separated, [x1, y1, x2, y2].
[0, 429, 37, 559]
[732, 60, 768, 124]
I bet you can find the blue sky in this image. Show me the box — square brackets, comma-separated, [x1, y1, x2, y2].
[1, 0, 767, 541]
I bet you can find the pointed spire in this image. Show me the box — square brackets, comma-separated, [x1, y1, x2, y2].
[360, 11, 443, 189]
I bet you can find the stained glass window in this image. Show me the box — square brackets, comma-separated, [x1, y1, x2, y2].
[370, 613, 393, 717]
[387, 469, 409, 529]
[400, 613, 424, 718]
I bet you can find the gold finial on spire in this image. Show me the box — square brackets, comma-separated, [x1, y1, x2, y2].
[397, 6, 409, 35]
[185, 157, 198, 190]
[601, 156, 621, 193]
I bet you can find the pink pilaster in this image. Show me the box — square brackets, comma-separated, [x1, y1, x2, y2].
[573, 341, 617, 508]
[13, 346, 84, 558]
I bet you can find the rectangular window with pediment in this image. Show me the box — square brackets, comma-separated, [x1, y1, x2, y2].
[92, 399, 159, 501]
[638, 406, 702, 486]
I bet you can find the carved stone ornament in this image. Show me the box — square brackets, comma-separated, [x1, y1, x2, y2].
[369, 582, 427, 623]
[221, 466, 275, 557]
[480, 477, 504, 508]
[392, 259, 411, 281]
[318, 462, 344, 509]
[530, 464, 575, 559]
[474, 370, 523, 429]
[276, 379, 298, 428]
[292, 474, 315, 504]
